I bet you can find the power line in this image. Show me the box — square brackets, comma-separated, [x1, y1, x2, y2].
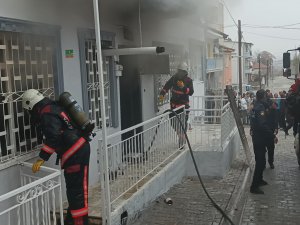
[222, 0, 238, 29]
[224, 23, 300, 30]
[243, 25, 300, 30]
[244, 31, 300, 41]
[244, 22, 300, 28]
[221, 0, 247, 43]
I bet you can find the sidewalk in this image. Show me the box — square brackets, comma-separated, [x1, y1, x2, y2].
[240, 130, 300, 225]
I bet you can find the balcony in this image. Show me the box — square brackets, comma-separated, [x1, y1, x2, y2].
[206, 57, 223, 73]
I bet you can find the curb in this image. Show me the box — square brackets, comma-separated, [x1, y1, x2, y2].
[221, 166, 252, 225]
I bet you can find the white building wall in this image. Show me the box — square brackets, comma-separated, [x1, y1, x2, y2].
[0, 0, 96, 105]
[224, 41, 253, 88]
[0, 0, 125, 186]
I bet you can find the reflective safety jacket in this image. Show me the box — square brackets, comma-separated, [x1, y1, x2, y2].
[160, 71, 194, 108]
[35, 99, 87, 168]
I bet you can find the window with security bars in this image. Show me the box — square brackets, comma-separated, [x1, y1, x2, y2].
[0, 31, 56, 162]
[85, 40, 112, 128]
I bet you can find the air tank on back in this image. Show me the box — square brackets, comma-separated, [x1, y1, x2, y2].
[58, 92, 95, 134]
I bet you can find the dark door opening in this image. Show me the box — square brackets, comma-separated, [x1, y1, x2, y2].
[119, 55, 143, 144]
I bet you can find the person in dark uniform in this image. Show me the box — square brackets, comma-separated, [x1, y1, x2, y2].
[264, 92, 279, 169]
[159, 62, 194, 145]
[250, 89, 278, 194]
[286, 80, 300, 166]
[22, 89, 91, 225]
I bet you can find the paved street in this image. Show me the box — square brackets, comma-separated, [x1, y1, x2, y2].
[240, 130, 300, 225]
[132, 128, 300, 225]
[132, 149, 248, 225]
[132, 76, 300, 225]
[268, 75, 292, 94]
[238, 75, 300, 225]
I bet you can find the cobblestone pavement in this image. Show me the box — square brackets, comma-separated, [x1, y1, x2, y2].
[131, 124, 300, 225]
[131, 144, 248, 225]
[130, 76, 296, 225]
[240, 130, 300, 225]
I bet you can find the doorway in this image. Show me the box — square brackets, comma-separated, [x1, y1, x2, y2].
[119, 55, 143, 142]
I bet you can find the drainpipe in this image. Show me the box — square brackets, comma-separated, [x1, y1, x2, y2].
[92, 0, 111, 225]
[102, 46, 165, 56]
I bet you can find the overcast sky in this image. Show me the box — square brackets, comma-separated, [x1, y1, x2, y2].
[223, 0, 300, 60]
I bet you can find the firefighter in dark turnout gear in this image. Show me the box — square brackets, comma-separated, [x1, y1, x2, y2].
[286, 79, 300, 166]
[264, 91, 279, 169]
[22, 89, 90, 225]
[250, 89, 277, 194]
[159, 62, 194, 146]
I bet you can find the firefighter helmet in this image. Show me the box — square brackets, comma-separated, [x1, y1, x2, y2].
[22, 89, 45, 110]
[256, 89, 266, 101]
[178, 62, 189, 72]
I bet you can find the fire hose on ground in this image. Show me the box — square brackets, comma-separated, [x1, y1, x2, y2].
[166, 109, 236, 225]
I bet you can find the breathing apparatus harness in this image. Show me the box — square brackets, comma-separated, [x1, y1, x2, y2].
[58, 92, 95, 140]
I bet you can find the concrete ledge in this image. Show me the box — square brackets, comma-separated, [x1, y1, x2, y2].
[186, 128, 240, 177]
[111, 150, 188, 225]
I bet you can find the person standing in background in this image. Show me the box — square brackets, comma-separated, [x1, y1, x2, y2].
[240, 93, 248, 124]
[250, 89, 277, 194]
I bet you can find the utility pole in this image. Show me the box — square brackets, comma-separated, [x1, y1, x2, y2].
[238, 20, 242, 96]
[266, 59, 269, 87]
[258, 55, 261, 89]
[271, 62, 273, 83]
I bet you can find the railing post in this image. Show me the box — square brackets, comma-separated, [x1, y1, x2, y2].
[93, 0, 112, 223]
[98, 139, 111, 225]
[220, 108, 223, 148]
[58, 174, 64, 225]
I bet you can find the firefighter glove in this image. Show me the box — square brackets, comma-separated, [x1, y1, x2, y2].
[159, 95, 165, 102]
[177, 80, 184, 88]
[32, 159, 45, 173]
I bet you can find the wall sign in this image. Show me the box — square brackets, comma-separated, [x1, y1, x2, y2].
[65, 49, 74, 58]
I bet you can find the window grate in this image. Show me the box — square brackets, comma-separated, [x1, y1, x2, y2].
[85, 39, 112, 128]
[0, 31, 56, 162]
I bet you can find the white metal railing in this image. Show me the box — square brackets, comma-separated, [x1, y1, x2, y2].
[187, 96, 236, 151]
[221, 103, 236, 145]
[99, 95, 237, 223]
[99, 107, 185, 207]
[0, 162, 64, 225]
[190, 95, 228, 119]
